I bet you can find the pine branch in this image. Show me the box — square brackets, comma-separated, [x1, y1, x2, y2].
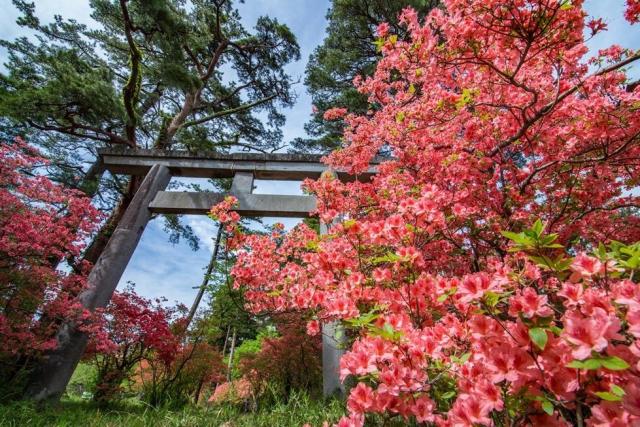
[119, 0, 142, 146]
[182, 94, 277, 128]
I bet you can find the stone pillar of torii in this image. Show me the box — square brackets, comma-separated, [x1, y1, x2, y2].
[27, 148, 377, 402]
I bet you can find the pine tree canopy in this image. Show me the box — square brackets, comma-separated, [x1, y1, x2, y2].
[294, 0, 438, 153]
[0, 0, 300, 248]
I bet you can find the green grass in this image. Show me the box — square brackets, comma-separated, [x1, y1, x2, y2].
[0, 392, 345, 427]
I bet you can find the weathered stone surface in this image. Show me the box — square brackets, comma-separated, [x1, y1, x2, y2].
[149, 191, 317, 217]
[320, 180, 346, 398]
[99, 148, 379, 181]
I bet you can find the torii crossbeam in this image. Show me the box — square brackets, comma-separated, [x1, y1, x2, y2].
[30, 148, 377, 402]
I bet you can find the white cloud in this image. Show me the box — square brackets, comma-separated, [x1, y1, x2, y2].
[185, 215, 220, 253]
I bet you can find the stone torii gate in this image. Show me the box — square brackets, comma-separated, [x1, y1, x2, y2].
[31, 148, 376, 402]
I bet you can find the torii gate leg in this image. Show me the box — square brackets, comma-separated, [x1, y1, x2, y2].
[26, 164, 171, 402]
[228, 171, 347, 396]
[321, 221, 346, 398]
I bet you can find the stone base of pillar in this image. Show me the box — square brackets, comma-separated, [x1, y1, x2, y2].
[322, 321, 345, 398]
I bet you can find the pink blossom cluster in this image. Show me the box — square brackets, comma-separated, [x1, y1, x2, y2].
[0, 139, 101, 357]
[85, 288, 180, 366]
[212, 0, 640, 425]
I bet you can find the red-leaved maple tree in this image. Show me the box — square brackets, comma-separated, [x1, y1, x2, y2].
[211, 0, 640, 425]
[0, 139, 100, 389]
[84, 287, 179, 403]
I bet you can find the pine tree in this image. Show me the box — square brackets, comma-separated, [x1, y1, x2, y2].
[294, 0, 437, 152]
[0, 0, 300, 265]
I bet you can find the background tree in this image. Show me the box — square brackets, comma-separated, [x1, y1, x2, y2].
[293, 0, 438, 152]
[238, 313, 322, 404]
[0, 0, 300, 266]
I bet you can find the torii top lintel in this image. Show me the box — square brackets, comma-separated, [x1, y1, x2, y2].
[98, 148, 378, 182]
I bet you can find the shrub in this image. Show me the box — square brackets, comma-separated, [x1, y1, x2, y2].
[138, 341, 226, 408]
[213, 0, 640, 424]
[0, 139, 100, 398]
[84, 288, 178, 404]
[239, 314, 322, 404]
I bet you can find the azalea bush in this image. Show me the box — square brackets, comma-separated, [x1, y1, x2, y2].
[84, 287, 179, 404]
[211, 0, 640, 425]
[0, 139, 100, 397]
[239, 314, 322, 404]
[138, 340, 226, 407]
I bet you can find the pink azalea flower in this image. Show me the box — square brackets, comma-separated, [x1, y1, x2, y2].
[569, 253, 605, 282]
[508, 287, 553, 318]
[563, 308, 620, 360]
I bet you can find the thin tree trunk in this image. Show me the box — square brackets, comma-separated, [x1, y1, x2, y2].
[193, 374, 205, 404]
[221, 325, 231, 358]
[184, 225, 223, 331]
[226, 328, 236, 382]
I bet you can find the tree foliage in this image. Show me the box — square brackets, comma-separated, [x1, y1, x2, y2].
[295, 0, 438, 152]
[0, 0, 301, 262]
[1, 0, 300, 152]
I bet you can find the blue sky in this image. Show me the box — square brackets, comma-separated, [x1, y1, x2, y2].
[1, 0, 638, 308]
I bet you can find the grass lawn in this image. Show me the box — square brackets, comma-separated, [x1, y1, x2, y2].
[0, 394, 346, 427]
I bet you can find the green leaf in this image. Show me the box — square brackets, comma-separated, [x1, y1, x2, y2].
[437, 294, 448, 302]
[549, 325, 563, 336]
[601, 356, 630, 371]
[595, 391, 622, 402]
[529, 255, 553, 268]
[484, 291, 500, 307]
[553, 258, 573, 272]
[441, 391, 455, 399]
[305, 240, 319, 251]
[597, 242, 608, 259]
[371, 251, 402, 265]
[373, 38, 384, 52]
[541, 399, 554, 415]
[567, 358, 602, 370]
[501, 230, 535, 247]
[540, 233, 559, 246]
[611, 384, 626, 397]
[531, 219, 544, 237]
[529, 327, 548, 350]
